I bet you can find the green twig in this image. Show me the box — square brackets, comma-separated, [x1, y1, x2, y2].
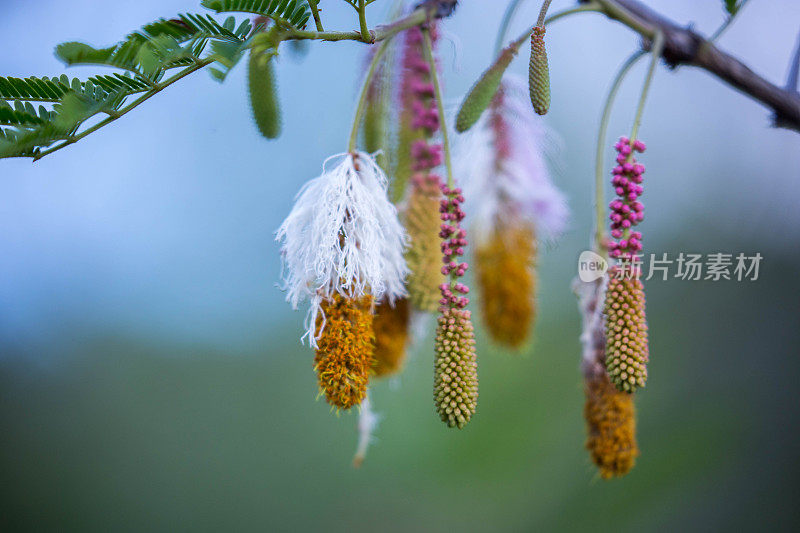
[629, 31, 663, 143]
[507, 3, 602, 54]
[420, 27, 453, 188]
[710, 0, 750, 42]
[347, 38, 392, 152]
[357, 0, 373, 43]
[494, 0, 528, 56]
[308, 0, 325, 32]
[284, 6, 427, 42]
[591, 0, 656, 39]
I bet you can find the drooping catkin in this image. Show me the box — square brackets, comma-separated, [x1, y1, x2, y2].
[399, 26, 445, 312]
[362, 48, 390, 171]
[247, 48, 281, 139]
[604, 271, 649, 393]
[455, 44, 517, 133]
[434, 306, 479, 429]
[434, 185, 478, 429]
[475, 219, 536, 349]
[528, 26, 550, 116]
[314, 293, 375, 410]
[577, 277, 639, 479]
[372, 298, 410, 377]
[585, 373, 639, 478]
[405, 172, 444, 312]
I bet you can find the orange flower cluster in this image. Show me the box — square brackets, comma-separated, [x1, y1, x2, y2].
[475, 220, 536, 349]
[584, 373, 639, 478]
[314, 293, 375, 410]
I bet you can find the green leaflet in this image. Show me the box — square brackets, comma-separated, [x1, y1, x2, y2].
[723, 0, 742, 15]
[0, 103, 47, 127]
[0, 76, 72, 102]
[55, 14, 252, 79]
[455, 45, 517, 133]
[247, 49, 281, 139]
[202, 0, 311, 29]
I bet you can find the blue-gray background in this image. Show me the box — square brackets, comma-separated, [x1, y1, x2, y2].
[1, 0, 799, 531]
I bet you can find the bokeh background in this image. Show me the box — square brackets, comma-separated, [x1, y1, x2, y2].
[2, 0, 800, 531]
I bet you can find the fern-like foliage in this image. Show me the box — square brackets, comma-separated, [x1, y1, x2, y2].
[202, 0, 311, 29]
[0, 10, 268, 159]
[0, 1, 317, 160]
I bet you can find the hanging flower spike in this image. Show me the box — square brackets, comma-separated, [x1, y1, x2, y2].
[458, 77, 567, 248]
[372, 297, 411, 377]
[475, 218, 536, 348]
[433, 185, 478, 429]
[576, 278, 639, 479]
[400, 25, 445, 313]
[604, 136, 649, 393]
[457, 77, 568, 348]
[276, 151, 408, 345]
[585, 372, 639, 478]
[608, 137, 646, 259]
[276, 151, 408, 409]
[315, 293, 374, 409]
[604, 269, 648, 392]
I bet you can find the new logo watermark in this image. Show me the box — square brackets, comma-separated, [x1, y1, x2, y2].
[577, 251, 608, 282]
[576, 251, 763, 282]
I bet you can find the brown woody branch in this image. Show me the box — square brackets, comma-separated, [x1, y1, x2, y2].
[581, 0, 800, 132]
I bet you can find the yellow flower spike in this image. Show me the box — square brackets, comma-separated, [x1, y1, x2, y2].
[404, 175, 445, 312]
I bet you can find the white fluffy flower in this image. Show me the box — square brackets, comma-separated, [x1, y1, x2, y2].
[276, 151, 408, 346]
[455, 74, 568, 245]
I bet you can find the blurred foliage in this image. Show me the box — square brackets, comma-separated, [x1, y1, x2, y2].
[1, 235, 799, 531]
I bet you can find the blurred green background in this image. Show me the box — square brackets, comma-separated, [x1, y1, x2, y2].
[2, 0, 800, 531]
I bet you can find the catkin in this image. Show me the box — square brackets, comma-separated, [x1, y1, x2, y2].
[405, 174, 444, 312]
[314, 294, 374, 410]
[528, 26, 550, 116]
[455, 45, 517, 133]
[247, 49, 281, 139]
[475, 220, 536, 349]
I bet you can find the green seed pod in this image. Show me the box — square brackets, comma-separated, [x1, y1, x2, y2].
[247, 48, 281, 139]
[528, 26, 550, 116]
[455, 45, 517, 133]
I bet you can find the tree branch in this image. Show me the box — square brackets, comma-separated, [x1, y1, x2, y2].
[582, 0, 800, 132]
